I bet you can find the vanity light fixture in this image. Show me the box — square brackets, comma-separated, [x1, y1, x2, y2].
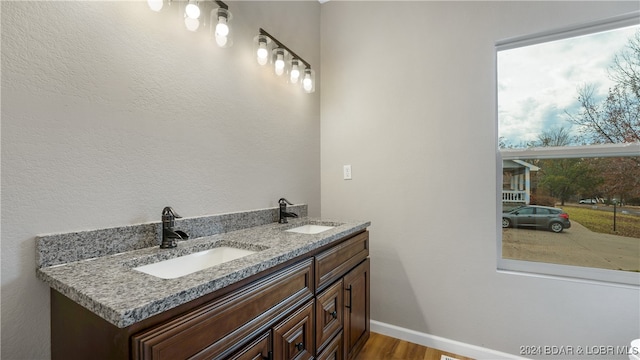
[185, 0, 201, 19]
[254, 34, 272, 66]
[212, 0, 232, 47]
[273, 48, 289, 76]
[302, 68, 315, 93]
[183, 0, 201, 31]
[254, 28, 315, 93]
[289, 58, 301, 84]
[146, 0, 232, 41]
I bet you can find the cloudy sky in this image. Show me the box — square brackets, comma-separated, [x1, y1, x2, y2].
[498, 24, 639, 148]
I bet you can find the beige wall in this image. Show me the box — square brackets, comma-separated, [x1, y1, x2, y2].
[320, 1, 639, 358]
[1, 2, 320, 358]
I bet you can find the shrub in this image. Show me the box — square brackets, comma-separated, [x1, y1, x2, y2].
[530, 194, 557, 207]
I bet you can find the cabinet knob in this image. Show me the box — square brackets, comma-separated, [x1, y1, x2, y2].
[295, 342, 304, 351]
[330, 310, 338, 319]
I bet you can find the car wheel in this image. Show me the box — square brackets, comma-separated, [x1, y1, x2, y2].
[550, 222, 564, 233]
[502, 218, 511, 228]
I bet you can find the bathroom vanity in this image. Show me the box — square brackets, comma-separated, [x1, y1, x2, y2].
[36, 207, 370, 360]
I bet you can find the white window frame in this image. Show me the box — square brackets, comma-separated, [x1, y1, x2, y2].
[495, 13, 640, 288]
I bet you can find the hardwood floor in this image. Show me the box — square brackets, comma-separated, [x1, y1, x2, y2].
[354, 332, 475, 360]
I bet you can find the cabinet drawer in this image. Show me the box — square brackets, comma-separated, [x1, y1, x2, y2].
[226, 331, 271, 360]
[316, 279, 343, 352]
[315, 231, 368, 292]
[132, 259, 313, 360]
[273, 300, 314, 360]
[317, 331, 343, 360]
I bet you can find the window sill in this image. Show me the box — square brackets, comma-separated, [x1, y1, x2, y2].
[497, 258, 640, 289]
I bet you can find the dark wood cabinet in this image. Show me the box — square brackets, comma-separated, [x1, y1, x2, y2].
[315, 231, 369, 292]
[314, 231, 370, 360]
[316, 279, 343, 353]
[273, 300, 315, 360]
[343, 259, 370, 360]
[227, 331, 271, 360]
[317, 331, 343, 360]
[131, 259, 314, 360]
[50, 230, 369, 360]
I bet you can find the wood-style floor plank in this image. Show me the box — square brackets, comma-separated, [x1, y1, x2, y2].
[354, 332, 474, 360]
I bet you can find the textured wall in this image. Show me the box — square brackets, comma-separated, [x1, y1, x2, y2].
[320, 1, 639, 358]
[1, 1, 320, 358]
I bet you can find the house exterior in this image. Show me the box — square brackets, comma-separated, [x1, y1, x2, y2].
[502, 159, 539, 205]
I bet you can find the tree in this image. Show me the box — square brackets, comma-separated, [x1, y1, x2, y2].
[536, 126, 575, 147]
[531, 127, 601, 205]
[588, 157, 640, 203]
[566, 30, 640, 144]
[564, 30, 640, 204]
[537, 158, 603, 205]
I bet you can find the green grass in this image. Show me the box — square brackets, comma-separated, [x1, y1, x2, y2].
[563, 205, 640, 238]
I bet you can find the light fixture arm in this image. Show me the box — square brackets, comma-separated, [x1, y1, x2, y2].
[215, 0, 228, 10]
[259, 28, 311, 69]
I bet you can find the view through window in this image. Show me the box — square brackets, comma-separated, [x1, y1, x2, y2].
[497, 15, 640, 284]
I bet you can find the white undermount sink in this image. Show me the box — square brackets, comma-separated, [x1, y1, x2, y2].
[285, 224, 335, 235]
[133, 246, 256, 279]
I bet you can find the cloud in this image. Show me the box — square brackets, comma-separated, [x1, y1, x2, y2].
[498, 25, 639, 147]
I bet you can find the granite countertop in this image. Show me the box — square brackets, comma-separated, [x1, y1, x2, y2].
[37, 217, 370, 328]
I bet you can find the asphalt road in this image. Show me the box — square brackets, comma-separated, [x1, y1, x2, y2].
[502, 221, 640, 272]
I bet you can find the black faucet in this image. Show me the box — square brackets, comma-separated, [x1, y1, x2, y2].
[161, 206, 189, 249]
[278, 198, 298, 224]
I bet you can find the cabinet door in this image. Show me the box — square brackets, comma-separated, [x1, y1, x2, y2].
[316, 279, 343, 352]
[343, 259, 370, 360]
[273, 300, 314, 360]
[226, 331, 271, 360]
[316, 331, 343, 360]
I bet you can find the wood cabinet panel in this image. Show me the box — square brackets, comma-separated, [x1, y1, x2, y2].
[315, 231, 368, 292]
[315, 279, 343, 353]
[317, 331, 343, 360]
[273, 300, 314, 360]
[343, 259, 370, 360]
[226, 331, 271, 360]
[132, 259, 313, 360]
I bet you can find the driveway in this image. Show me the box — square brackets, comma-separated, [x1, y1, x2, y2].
[502, 221, 640, 272]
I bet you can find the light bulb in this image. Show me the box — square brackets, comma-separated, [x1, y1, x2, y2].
[147, 0, 163, 12]
[275, 53, 285, 76]
[303, 71, 314, 93]
[290, 63, 300, 84]
[184, 17, 200, 31]
[257, 43, 269, 65]
[216, 34, 228, 47]
[303, 76, 313, 92]
[216, 17, 229, 37]
[185, 1, 200, 19]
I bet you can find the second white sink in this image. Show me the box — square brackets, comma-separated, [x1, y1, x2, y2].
[286, 224, 335, 235]
[133, 247, 256, 279]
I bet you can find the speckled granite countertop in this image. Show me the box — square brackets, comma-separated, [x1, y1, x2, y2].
[37, 217, 369, 328]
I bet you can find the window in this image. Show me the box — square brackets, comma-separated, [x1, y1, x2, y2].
[496, 13, 640, 286]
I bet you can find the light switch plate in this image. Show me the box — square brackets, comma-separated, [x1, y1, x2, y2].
[343, 165, 352, 180]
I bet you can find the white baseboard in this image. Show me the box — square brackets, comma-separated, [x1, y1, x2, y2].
[370, 320, 529, 360]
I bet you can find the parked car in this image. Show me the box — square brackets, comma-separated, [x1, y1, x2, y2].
[579, 198, 597, 204]
[502, 205, 571, 233]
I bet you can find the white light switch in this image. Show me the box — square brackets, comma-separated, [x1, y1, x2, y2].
[343, 165, 352, 180]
